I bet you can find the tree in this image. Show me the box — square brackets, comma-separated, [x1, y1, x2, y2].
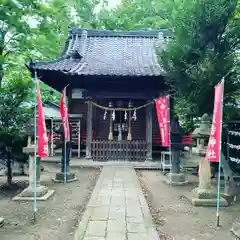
[98, 0, 169, 30]
[0, 75, 32, 185]
[159, 0, 240, 119]
[0, 0, 48, 86]
[0, 0, 80, 96]
[158, 0, 240, 201]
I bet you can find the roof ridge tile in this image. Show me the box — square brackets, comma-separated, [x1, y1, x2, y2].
[69, 28, 170, 38]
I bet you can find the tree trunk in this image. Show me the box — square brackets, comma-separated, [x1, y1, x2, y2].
[6, 151, 12, 185]
[0, 64, 3, 87]
[0, 42, 4, 87]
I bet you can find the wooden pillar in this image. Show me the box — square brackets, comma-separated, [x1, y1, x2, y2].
[86, 101, 92, 159]
[127, 101, 132, 141]
[146, 102, 153, 161]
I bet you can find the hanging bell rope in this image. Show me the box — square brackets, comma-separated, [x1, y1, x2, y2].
[124, 111, 128, 120]
[103, 110, 107, 120]
[87, 100, 154, 111]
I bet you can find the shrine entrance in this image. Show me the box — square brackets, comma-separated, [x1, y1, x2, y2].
[28, 28, 169, 162]
[91, 100, 148, 161]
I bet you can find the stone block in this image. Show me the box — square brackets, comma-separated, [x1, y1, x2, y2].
[192, 187, 217, 199]
[126, 208, 143, 218]
[85, 220, 107, 237]
[183, 190, 229, 207]
[91, 196, 111, 207]
[23, 146, 35, 154]
[13, 188, 55, 201]
[127, 216, 144, 224]
[107, 219, 126, 232]
[53, 172, 78, 183]
[127, 233, 148, 240]
[109, 206, 125, 220]
[127, 222, 146, 233]
[106, 232, 126, 240]
[91, 207, 109, 221]
[164, 173, 188, 185]
[111, 197, 125, 206]
[83, 237, 105, 240]
[17, 185, 48, 198]
[191, 197, 228, 207]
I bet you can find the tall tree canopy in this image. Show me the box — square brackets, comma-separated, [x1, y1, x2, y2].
[98, 0, 169, 30]
[159, 0, 240, 118]
[1, 0, 239, 114]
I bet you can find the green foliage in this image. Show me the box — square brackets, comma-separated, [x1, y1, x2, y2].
[159, 0, 240, 119]
[0, 75, 32, 183]
[98, 0, 169, 30]
[0, 77, 32, 140]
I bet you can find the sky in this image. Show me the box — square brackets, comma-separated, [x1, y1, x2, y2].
[95, 0, 121, 12]
[107, 0, 121, 8]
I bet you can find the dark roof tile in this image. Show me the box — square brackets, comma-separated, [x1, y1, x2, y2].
[29, 28, 169, 77]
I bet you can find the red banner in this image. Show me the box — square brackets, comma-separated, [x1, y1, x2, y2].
[155, 96, 170, 147]
[206, 80, 224, 162]
[36, 80, 49, 157]
[60, 87, 70, 141]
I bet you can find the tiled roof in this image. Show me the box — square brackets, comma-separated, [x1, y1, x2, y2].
[29, 28, 169, 77]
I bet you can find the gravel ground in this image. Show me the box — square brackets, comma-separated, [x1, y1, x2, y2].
[0, 163, 100, 240]
[137, 170, 240, 240]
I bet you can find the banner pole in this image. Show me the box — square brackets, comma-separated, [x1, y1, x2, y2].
[33, 71, 37, 222]
[51, 118, 54, 157]
[78, 120, 81, 159]
[168, 95, 172, 184]
[216, 78, 225, 227]
[64, 134, 67, 184]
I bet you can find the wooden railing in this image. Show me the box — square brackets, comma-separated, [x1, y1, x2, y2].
[91, 140, 147, 161]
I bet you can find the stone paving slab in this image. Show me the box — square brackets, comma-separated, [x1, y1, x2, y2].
[74, 166, 159, 240]
[42, 157, 162, 169]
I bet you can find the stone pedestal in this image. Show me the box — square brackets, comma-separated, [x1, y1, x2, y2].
[0, 217, 4, 227]
[184, 156, 227, 206]
[183, 114, 228, 206]
[184, 156, 228, 206]
[13, 146, 55, 201]
[53, 142, 78, 183]
[186, 187, 228, 207]
[53, 172, 78, 183]
[164, 172, 188, 185]
[164, 148, 188, 185]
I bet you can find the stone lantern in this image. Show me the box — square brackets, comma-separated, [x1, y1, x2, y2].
[187, 114, 227, 206]
[13, 118, 55, 201]
[192, 113, 211, 157]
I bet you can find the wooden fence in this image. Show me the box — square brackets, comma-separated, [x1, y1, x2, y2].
[91, 140, 147, 161]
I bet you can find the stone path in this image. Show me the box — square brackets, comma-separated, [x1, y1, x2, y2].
[42, 157, 162, 169]
[74, 166, 159, 240]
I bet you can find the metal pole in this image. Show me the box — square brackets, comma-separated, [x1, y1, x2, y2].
[216, 78, 225, 227]
[226, 126, 230, 164]
[167, 95, 172, 184]
[78, 120, 81, 159]
[51, 118, 54, 157]
[33, 71, 37, 222]
[64, 133, 67, 183]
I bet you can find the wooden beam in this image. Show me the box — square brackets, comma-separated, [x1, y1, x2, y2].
[86, 101, 93, 159]
[146, 101, 153, 161]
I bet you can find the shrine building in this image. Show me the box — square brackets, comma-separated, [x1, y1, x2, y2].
[27, 28, 172, 161]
